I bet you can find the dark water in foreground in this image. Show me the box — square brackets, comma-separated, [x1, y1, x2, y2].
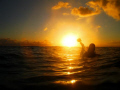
[0, 46, 120, 90]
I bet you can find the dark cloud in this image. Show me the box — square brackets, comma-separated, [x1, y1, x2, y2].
[71, 0, 120, 19]
[0, 38, 19, 46]
[71, 6, 100, 17]
[0, 38, 51, 46]
[87, 0, 120, 20]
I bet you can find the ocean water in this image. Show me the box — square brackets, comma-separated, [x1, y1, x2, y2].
[0, 46, 120, 90]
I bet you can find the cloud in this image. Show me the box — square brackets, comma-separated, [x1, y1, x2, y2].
[0, 38, 51, 46]
[87, 0, 120, 20]
[71, 6, 101, 17]
[0, 38, 20, 46]
[63, 13, 70, 16]
[44, 27, 48, 31]
[52, 0, 120, 20]
[52, 1, 71, 10]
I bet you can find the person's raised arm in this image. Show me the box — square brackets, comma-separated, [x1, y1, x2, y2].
[77, 38, 85, 57]
[77, 38, 84, 48]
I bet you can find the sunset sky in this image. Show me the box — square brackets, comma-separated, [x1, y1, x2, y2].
[0, 0, 120, 47]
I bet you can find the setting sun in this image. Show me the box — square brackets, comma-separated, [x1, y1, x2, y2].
[62, 34, 77, 47]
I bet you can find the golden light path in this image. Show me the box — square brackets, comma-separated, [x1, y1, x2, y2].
[62, 34, 78, 47]
[54, 80, 77, 84]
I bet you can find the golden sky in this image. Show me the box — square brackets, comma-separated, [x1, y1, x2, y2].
[0, 0, 120, 47]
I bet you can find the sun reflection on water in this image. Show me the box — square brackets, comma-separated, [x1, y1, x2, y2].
[68, 66, 73, 69]
[67, 72, 71, 75]
[71, 80, 76, 84]
[68, 58, 73, 61]
[54, 80, 77, 84]
[53, 47, 82, 84]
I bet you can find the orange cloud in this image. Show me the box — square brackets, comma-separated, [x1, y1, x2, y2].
[44, 27, 48, 31]
[52, 1, 71, 10]
[52, 0, 120, 20]
[63, 13, 70, 15]
[71, 6, 100, 17]
[87, 0, 120, 20]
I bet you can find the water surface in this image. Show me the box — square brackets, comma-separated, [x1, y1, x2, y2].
[0, 46, 120, 90]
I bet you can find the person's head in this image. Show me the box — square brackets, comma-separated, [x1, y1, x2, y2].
[88, 43, 95, 53]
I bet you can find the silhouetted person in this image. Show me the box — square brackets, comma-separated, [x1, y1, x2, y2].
[77, 38, 96, 58]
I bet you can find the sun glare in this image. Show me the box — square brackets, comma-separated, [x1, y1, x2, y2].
[62, 34, 77, 47]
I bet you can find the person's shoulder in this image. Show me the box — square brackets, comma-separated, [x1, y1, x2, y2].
[83, 52, 88, 56]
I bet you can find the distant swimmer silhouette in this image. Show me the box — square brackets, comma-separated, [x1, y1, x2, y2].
[77, 38, 97, 58]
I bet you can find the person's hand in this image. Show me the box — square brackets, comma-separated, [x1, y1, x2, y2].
[77, 38, 81, 42]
